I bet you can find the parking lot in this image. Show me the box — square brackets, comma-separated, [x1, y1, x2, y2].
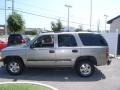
[0, 58, 120, 90]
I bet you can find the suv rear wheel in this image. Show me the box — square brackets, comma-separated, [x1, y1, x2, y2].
[76, 61, 95, 77]
[6, 59, 24, 75]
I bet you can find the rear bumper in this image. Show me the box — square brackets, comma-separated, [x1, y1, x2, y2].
[107, 59, 112, 65]
[0, 56, 2, 61]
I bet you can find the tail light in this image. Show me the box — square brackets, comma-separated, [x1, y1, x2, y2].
[106, 48, 109, 59]
[21, 39, 26, 43]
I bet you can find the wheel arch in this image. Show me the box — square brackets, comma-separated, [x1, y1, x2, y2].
[3, 56, 25, 67]
[74, 56, 97, 68]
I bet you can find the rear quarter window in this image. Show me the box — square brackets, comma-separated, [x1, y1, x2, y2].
[78, 33, 108, 46]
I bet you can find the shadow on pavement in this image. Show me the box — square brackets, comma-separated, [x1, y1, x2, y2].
[0, 67, 106, 82]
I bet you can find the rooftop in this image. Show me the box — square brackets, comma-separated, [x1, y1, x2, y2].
[107, 15, 120, 24]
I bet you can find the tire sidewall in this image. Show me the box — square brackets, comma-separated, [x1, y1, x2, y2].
[6, 59, 23, 75]
[76, 61, 95, 77]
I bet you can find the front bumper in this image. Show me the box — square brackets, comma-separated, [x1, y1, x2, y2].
[107, 59, 112, 65]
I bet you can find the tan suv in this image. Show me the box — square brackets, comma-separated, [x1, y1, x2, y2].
[0, 32, 111, 77]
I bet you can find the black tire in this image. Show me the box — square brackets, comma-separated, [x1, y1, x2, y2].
[76, 60, 95, 77]
[6, 59, 24, 75]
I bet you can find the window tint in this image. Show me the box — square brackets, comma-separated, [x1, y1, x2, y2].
[9, 34, 22, 40]
[8, 34, 22, 46]
[58, 34, 77, 47]
[78, 33, 108, 46]
[34, 35, 54, 48]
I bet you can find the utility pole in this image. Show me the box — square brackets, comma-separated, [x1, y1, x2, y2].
[65, 4, 72, 32]
[5, 0, 7, 35]
[104, 14, 108, 32]
[12, 0, 14, 13]
[8, 0, 14, 13]
[90, 0, 92, 30]
[97, 19, 100, 32]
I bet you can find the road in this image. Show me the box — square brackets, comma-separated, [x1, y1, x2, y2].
[0, 58, 120, 90]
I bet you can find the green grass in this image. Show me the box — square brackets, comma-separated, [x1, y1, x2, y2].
[0, 83, 53, 90]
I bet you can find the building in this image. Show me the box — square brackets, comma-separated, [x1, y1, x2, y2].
[107, 15, 120, 33]
[102, 32, 120, 56]
[61, 26, 76, 32]
[25, 28, 49, 35]
[0, 25, 5, 35]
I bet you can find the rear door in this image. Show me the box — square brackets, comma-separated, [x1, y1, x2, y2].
[55, 34, 79, 66]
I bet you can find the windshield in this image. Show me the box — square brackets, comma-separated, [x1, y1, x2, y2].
[26, 35, 39, 46]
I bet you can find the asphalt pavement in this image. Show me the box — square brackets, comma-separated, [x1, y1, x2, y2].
[0, 58, 120, 90]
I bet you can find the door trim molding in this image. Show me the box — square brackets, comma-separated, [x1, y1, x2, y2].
[27, 59, 71, 61]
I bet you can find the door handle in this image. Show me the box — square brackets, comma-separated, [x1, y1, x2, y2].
[49, 50, 55, 53]
[72, 50, 78, 53]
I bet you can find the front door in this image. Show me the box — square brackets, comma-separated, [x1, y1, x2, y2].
[27, 34, 56, 66]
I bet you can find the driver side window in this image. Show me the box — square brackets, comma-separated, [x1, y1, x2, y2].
[33, 35, 54, 48]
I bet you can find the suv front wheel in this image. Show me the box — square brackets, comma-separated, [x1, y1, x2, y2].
[76, 61, 95, 77]
[6, 59, 24, 75]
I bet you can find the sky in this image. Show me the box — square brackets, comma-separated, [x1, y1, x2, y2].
[0, 0, 120, 31]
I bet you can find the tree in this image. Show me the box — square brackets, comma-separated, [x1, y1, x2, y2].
[51, 19, 63, 32]
[7, 12, 25, 33]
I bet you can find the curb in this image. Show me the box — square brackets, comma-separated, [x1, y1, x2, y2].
[0, 81, 58, 90]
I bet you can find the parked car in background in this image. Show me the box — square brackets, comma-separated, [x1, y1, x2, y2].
[0, 39, 7, 50]
[7, 34, 30, 46]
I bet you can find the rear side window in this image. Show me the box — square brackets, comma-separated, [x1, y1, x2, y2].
[58, 34, 77, 47]
[8, 34, 22, 42]
[9, 34, 22, 40]
[78, 33, 108, 46]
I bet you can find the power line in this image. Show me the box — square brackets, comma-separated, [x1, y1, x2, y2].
[14, 1, 64, 15]
[15, 9, 83, 25]
[6, 0, 68, 19]
[14, 1, 78, 21]
[0, 8, 109, 29]
[16, 9, 109, 28]
[16, 9, 59, 20]
[5, 0, 84, 21]
[15, 7, 67, 20]
[0, 8, 70, 22]
[7, 0, 90, 25]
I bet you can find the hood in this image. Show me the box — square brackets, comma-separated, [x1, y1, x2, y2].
[2, 44, 28, 51]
